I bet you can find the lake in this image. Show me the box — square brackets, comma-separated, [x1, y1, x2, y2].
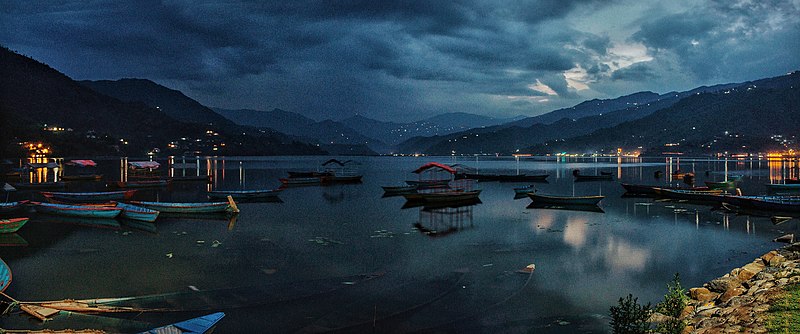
[1, 155, 798, 333]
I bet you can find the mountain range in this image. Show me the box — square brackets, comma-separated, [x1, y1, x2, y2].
[1, 44, 797, 158]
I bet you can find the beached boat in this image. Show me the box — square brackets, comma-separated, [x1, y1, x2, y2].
[527, 193, 604, 206]
[116, 202, 159, 223]
[32, 202, 122, 218]
[128, 200, 235, 214]
[41, 190, 137, 203]
[402, 189, 481, 203]
[0, 200, 28, 213]
[139, 312, 226, 334]
[653, 188, 725, 203]
[0, 217, 29, 233]
[114, 180, 170, 188]
[1, 258, 10, 292]
[207, 189, 282, 200]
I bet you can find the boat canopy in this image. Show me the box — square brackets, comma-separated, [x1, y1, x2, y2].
[449, 164, 476, 173]
[26, 162, 59, 169]
[67, 159, 97, 167]
[413, 162, 456, 174]
[129, 161, 161, 169]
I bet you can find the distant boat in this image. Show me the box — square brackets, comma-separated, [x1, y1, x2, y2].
[114, 180, 170, 188]
[41, 190, 137, 203]
[61, 174, 103, 181]
[32, 202, 122, 218]
[704, 180, 736, 190]
[287, 171, 333, 178]
[279, 177, 321, 186]
[0, 200, 28, 213]
[129, 200, 235, 214]
[765, 183, 800, 193]
[527, 193, 604, 206]
[139, 312, 226, 334]
[402, 189, 481, 203]
[572, 169, 612, 181]
[1, 257, 11, 292]
[513, 185, 538, 195]
[0, 217, 29, 234]
[653, 188, 725, 203]
[620, 183, 710, 195]
[11, 181, 66, 190]
[207, 189, 282, 200]
[381, 185, 418, 195]
[116, 202, 159, 223]
[723, 196, 800, 213]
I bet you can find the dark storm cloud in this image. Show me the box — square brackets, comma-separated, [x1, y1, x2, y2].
[1, 0, 798, 121]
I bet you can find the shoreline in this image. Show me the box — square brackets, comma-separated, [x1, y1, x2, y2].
[673, 242, 800, 333]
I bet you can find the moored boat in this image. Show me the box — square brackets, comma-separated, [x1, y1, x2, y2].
[279, 177, 321, 186]
[139, 312, 226, 334]
[114, 179, 170, 188]
[405, 179, 450, 189]
[61, 174, 103, 181]
[207, 189, 282, 200]
[0, 200, 29, 213]
[705, 180, 736, 190]
[620, 183, 710, 195]
[11, 181, 66, 190]
[128, 200, 235, 214]
[402, 189, 482, 203]
[724, 196, 800, 213]
[382, 185, 418, 194]
[496, 174, 549, 182]
[527, 193, 604, 206]
[116, 202, 159, 223]
[572, 169, 612, 181]
[41, 190, 137, 203]
[32, 202, 122, 218]
[653, 188, 725, 203]
[513, 185, 538, 194]
[1, 257, 10, 292]
[320, 175, 363, 184]
[765, 183, 800, 193]
[0, 217, 29, 233]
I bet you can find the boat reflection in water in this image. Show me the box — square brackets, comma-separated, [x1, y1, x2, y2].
[0, 233, 28, 247]
[412, 198, 481, 237]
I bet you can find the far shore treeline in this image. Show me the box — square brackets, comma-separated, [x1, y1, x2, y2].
[1, 45, 798, 159]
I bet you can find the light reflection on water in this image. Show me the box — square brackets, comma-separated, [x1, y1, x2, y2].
[1, 156, 798, 333]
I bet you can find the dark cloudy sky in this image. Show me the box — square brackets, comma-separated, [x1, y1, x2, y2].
[2, 1, 799, 122]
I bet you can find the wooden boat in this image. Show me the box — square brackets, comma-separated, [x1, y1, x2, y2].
[140, 312, 225, 334]
[128, 200, 235, 214]
[405, 179, 450, 189]
[765, 183, 800, 193]
[41, 190, 136, 203]
[114, 180, 170, 188]
[0, 200, 28, 213]
[653, 188, 725, 203]
[402, 189, 481, 203]
[382, 185, 418, 194]
[279, 177, 321, 186]
[116, 202, 159, 223]
[11, 181, 66, 190]
[527, 193, 604, 206]
[61, 174, 103, 181]
[0, 217, 29, 233]
[620, 183, 710, 195]
[207, 189, 282, 200]
[705, 180, 736, 189]
[1, 257, 10, 292]
[513, 185, 538, 194]
[32, 202, 122, 218]
[287, 171, 332, 178]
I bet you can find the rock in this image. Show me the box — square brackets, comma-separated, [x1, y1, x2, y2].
[697, 306, 719, 317]
[769, 254, 786, 267]
[752, 304, 770, 312]
[682, 325, 694, 334]
[789, 275, 800, 284]
[718, 286, 746, 304]
[777, 278, 789, 285]
[648, 312, 672, 324]
[762, 251, 779, 264]
[691, 287, 717, 301]
[706, 277, 742, 293]
[753, 272, 774, 281]
[727, 295, 754, 307]
[737, 268, 758, 281]
[680, 305, 695, 319]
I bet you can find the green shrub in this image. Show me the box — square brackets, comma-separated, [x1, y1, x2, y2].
[655, 273, 689, 334]
[610, 294, 652, 334]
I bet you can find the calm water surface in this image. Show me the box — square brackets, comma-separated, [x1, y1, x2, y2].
[1, 156, 798, 333]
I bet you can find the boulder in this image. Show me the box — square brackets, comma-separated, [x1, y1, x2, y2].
[718, 286, 746, 304]
[690, 287, 717, 301]
[706, 277, 742, 293]
[768, 254, 786, 267]
[680, 305, 695, 319]
[762, 251, 779, 264]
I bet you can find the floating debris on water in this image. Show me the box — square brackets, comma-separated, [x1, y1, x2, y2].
[517, 263, 536, 274]
[166, 253, 173, 258]
[370, 230, 395, 238]
[261, 268, 277, 275]
[196, 240, 205, 245]
[309, 237, 344, 246]
[211, 240, 222, 248]
[188, 285, 199, 291]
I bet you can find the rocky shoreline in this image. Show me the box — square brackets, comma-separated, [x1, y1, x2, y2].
[667, 242, 800, 333]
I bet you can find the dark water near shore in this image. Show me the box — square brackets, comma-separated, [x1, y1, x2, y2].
[1, 156, 798, 333]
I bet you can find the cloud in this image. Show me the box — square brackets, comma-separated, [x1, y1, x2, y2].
[611, 62, 658, 81]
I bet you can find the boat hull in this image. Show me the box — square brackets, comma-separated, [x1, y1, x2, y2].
[129, 201, 232, 214]
[116, 202, 160, 223]
[61, 174, 103, 181]
[653, 188, 725, 203]
[705, 180, 736, 189]
[33, 202, 122, 218]
[402, 190, 481, 203]
[41, 190, 137, 203]
[0, 201, 28, 213]
[1, 258, 10, 292]
[527, 193, 603, 206]
[0, 218, 28, 233]
[140, 312, 226, 334]
[207, 189, 281, 200]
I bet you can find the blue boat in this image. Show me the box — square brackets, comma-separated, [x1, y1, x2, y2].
[1, 257, 10, 292]
[32, 202, 122, 218]
[129, 200, 235, 214]
[116, 202, 160, 223]
[140, 312, 225, 334]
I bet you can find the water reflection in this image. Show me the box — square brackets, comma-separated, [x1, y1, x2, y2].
[414, 200, 479, 238]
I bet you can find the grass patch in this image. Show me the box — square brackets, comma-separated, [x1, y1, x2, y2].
[765, 283, 800, 334]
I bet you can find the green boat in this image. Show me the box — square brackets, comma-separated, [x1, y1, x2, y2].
[0, 217, 29, 233]
[32, 202, 122, 218]
[1, 257, 11, 292]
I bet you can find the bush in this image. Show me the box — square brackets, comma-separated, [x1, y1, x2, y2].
[655, 273, 689, 334]
[610, 294, 652, 334]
